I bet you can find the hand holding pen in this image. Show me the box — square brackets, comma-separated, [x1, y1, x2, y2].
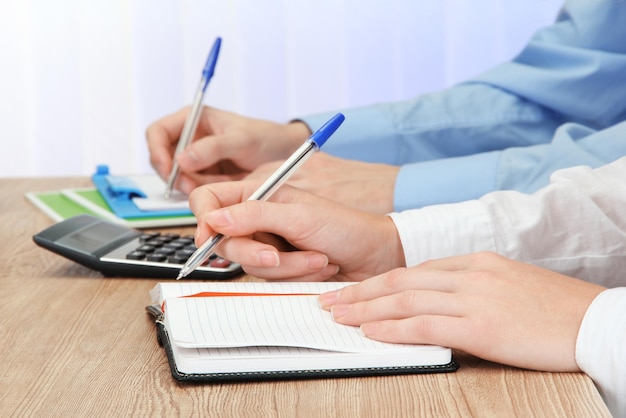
[177, 113, 346, 279]
[164, 37, 222, 199]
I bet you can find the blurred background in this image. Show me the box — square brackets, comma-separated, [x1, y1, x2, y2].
[0, 0, 562, 177]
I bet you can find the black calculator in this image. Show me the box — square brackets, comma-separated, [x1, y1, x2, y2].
[32, 214, 242, 279]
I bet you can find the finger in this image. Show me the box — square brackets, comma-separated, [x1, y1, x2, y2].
[319, 267, 457, 309]
[215, 236, 330, 272]
[329, 289, 461, 327]
[242, 263, 339, 282]
[359, 315, 471, 348]
[191, 180, 320, 216]
[189, 179, 266, 214]
[175, 170, 248, 196]
[189, 180, 265, 243]
[170, 172, 202, 196]
[211, 236, 281, 267]
[146, 107, 189, 177]
[178, 132, 256, 172]
[244, 162, 282, 181]
[190, 181, 308, 246]
[146, 107, 189, 147]
[201, 199, 328, 244]
[417, 251, 508, 272]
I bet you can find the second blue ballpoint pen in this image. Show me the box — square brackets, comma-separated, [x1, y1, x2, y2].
[164, 37, 222, 199]
[176, 112, 346, 279]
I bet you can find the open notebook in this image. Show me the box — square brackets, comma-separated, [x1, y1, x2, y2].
[147, 282, 458, 382]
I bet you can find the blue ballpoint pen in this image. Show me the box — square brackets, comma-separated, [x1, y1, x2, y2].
[164, 37, 222, 199]
[176, 112, 346, 279]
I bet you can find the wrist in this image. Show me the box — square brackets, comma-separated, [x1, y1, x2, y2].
[368, 214, 406, 276]
[286, 120, 313, 146]
[385, 215, 406, 268]
[264, 120, 312, 160]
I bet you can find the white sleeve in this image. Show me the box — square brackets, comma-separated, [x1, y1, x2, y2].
[389, 156, 626, 287]
[576, 288, 626, 418]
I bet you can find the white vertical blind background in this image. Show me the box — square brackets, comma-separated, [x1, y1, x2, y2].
[0, 0, 562, 177]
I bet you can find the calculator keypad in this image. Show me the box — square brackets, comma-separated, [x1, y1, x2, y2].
[124, 232, 230, 268]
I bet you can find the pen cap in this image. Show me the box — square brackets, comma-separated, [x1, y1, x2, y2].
[309, 113, 345, 149]
[202, 37, 222, 85]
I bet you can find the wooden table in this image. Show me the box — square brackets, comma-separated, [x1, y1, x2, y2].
[0, 177, 611, 417]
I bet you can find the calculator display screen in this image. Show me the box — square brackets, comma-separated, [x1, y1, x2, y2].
[57, 222, 131, 254]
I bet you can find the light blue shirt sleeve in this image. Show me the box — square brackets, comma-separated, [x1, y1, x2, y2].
[473, 0, 626, 127]
[395, 121, 626, 210]
[300, 83, 565, 165]
[298, 0, 626, 211]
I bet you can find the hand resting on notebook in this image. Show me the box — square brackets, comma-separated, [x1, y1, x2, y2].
[318, 252, 605, 372]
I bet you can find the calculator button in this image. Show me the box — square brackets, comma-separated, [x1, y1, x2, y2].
[168, 254, 189, 264]
[139, 232, 160, 243]
[126, 250, 146, 260]
[173, 237, 194, 246]
[147, 253, 167, 262]
[176, 248, 195, 258]
[152, 236, 173, 245]
[162, 233, 180, 240]
[136, 244, 156, 253]
[164, 242, 185, 251]
[145, 239, 164, 246]
[155, 247, 176, 256]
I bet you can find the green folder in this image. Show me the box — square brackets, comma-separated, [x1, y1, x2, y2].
[26, 188, 196, 229]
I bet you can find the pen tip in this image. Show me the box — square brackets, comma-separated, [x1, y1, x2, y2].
[176, 272, 184, 280]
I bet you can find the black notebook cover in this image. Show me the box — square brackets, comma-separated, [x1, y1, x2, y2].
[149, 309, 459, 382]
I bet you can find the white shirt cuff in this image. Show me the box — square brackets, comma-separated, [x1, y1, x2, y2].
[576, 287, 626, 417]
[388, 200, 496, 266]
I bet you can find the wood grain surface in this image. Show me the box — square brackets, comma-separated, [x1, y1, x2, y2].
[0, 177, 610, 417]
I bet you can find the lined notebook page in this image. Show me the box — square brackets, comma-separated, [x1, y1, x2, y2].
[151, 282, 453, 373]
[162, 283, 416, 354]
[166, 296, 416, 353]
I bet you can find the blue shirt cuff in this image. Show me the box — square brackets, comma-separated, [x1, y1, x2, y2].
[394, 151, 500, 211]
[298, 106, 399, 163]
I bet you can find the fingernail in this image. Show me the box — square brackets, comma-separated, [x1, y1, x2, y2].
[206, 208, 233, 227]
[306, 254, 328, 270]
[182, 148, 200, 163]
[178, 177, 194, 195]
[318, 290, 339, 308]
[258, 250, 280, 267]
[317, 264, 340, 280]
[330, 303, 350, 319]
[361, 323, 378, 337]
